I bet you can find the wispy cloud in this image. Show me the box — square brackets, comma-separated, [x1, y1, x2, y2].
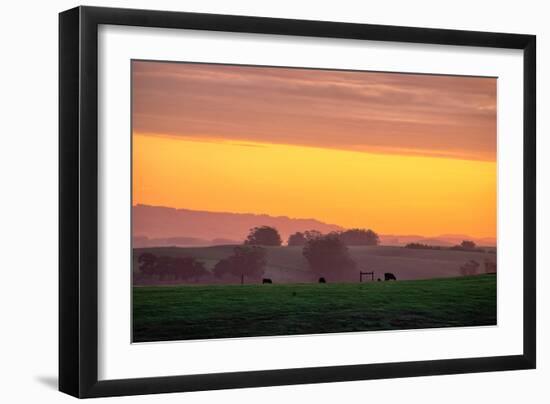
[132, 61, 496, 161]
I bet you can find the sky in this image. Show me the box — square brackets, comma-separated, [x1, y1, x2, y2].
[132, 61, 497, 239]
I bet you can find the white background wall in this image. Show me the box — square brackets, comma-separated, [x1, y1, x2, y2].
[0, 1, 546, 402]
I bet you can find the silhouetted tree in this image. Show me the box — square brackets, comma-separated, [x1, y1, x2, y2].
[338, 228, 380, 246]
[150, 255, 208, 281]
[304, 230, 322, 241]
[155, 255, 176, 280]
[460, 260, 480, 276]
[233, 246, 267, 279]
[244, 226, 282, 246]
[213, 257, 234, 279]
[190, 259, 208, 280]
[288, 230, 324, 246]
[405, 243, 442, 250]
[460, 240, 476, 250]
[302, 233, 356, 280]
[138, 252, 157, 278]
[173, 257, 207, 281]
[213, 246, 267, 281]
[288, 232, 307, 246]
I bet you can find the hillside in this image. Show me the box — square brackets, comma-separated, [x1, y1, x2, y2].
[133, 245, 496, 283]
[133, 204, 343, 246]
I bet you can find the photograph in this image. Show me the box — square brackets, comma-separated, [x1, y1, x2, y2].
[131, 61, 498, 343]
[52, 3, 538, 399]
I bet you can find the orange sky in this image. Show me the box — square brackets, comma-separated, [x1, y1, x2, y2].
[132, 61, 497, 239]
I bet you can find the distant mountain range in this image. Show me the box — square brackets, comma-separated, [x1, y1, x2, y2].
[132, 204, 496, 248]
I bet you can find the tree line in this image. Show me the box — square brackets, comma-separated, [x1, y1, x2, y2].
[245, 225, 380, 247]
[137, 225, 379, 283]
[137, 253, 208, 281]
[137, 246, 267, 282]
[405, 240, 494, 253]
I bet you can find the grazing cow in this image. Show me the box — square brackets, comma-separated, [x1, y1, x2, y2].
[318, 277, 326, 283]
[262, 278, 272, 284]
[384, 272, 396, 281]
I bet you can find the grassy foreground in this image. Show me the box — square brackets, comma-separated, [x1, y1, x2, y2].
[133, 274, 496, 342]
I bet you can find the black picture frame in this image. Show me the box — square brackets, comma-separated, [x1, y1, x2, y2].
[59, 5, 536, 398]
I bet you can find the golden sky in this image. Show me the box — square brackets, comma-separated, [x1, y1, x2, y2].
[132, 61, 496, 239]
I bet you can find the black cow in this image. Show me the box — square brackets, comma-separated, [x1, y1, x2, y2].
[384, 272, 397, 281]
[318, 277, 326, 283]
[262, 278, 273, 284]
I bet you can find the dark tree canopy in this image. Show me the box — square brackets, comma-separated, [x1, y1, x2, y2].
[155, 255, 176, 280]
[304, 230, 322, 241]
[302, 233, 356, 280]
[173, 257, 207, 281]
[288, 230, 324, 246]
[287, 232, 307, 246]
[138, 253, 157, 277]
[213, 246, 267, 280]
[244, 226, 282, 246]
[138, 253, 207, 281]
[212, 257, 234, 279]
[338, 228, 380, 246]
[405, 243, 442, 250]
[460, 240, 476, 250]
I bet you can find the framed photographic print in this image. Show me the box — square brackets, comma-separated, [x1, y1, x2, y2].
[59, 6, 536, 398]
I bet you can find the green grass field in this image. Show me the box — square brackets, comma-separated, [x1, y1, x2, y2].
[133, 274, 496, 342]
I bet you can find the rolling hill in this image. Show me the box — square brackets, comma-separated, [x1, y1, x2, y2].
[133, 245, 496, 283]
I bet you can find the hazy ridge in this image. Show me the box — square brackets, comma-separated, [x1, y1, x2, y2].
[133, 204, 496, 247]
